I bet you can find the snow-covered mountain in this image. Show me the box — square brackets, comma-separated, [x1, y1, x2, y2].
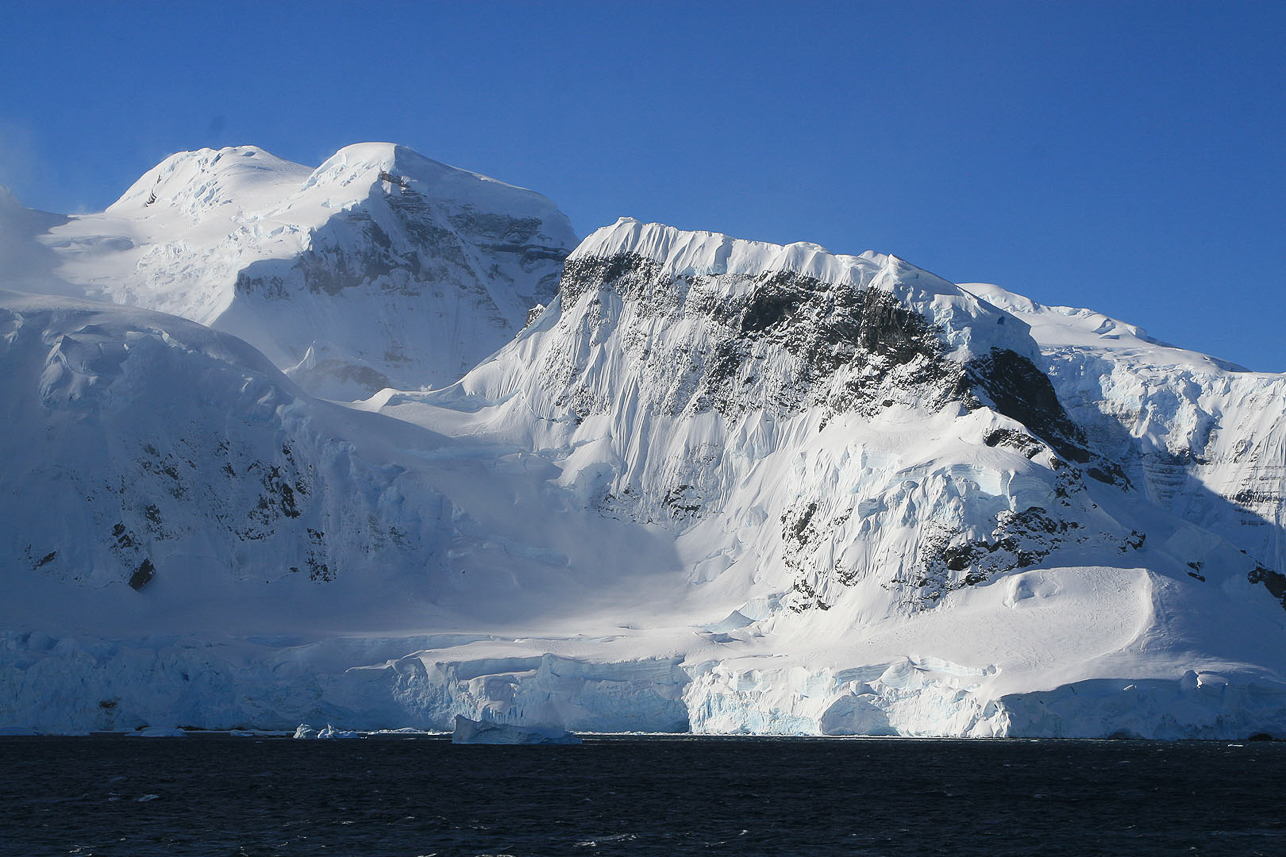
[35, 144, 576, 398]
[0, 288, 695, 732]
[381, 219, 1129, 602]
[368, 218, 1286, 736]
[964, 282, 1286, 580]
[2, 179, 1285, 738]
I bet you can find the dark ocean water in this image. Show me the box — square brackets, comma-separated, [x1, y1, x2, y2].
[2, 735, 1285, 857]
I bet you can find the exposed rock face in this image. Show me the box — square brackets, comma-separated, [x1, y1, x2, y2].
[553, 253, 968, 421]
[964, 282, 1286, 603]
[390, 219, 1161, 619]
[38, 144, 576, 398]
[966, 348, 1091, 465]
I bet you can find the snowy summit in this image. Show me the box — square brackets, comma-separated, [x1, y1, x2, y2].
[38, 143, 576, 398]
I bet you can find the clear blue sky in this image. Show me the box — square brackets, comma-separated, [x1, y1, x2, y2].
[2, 1, 1282, 370]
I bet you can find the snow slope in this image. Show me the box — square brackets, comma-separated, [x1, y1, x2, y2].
[0, 288, 705, 628]
[365, 219, 1286, 736]
[3, 213, 1285, 739]
[963, 283, 1286, 579]
[0, 186, 72, 295]
[35, 144, 576, 398]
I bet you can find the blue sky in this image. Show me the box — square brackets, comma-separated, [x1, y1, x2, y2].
[2, 1, 1282, 370]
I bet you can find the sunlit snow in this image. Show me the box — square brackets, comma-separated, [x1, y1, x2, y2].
[1, 147, 1284, 739]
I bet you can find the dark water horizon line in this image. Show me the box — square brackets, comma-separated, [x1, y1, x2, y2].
[4, 735, 1285, 856]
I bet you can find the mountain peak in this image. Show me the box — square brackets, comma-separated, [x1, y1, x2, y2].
[108, 145, 310, 214]
[300, 143, 565, 220]
[568, 218, 1037, 365]
[571, 216, 881, 284]
[40, 142, 578, 397]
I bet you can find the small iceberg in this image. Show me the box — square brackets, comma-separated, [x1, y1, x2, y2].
[293, 723, 360, 739]
[451, 715, 581, 745]
[126, 726, 186, 738]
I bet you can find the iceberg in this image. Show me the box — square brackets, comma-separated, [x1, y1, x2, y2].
[125, 726, 187, 738]
[451, 715, 581, 745]
[294, 723, 360, 739]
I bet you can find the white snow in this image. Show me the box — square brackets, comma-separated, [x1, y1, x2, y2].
[0, 182, 1284, 739]
[30, 144, 576, 398]
[962, 282, 1286, 575]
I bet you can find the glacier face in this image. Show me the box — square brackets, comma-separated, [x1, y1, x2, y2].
[35, 144, 576, 398]
[2, 174, 1286, 738]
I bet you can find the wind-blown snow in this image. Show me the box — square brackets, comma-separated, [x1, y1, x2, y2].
[0, 186, 72, 295]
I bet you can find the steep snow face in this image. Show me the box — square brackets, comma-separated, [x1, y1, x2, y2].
[0, 291, 695, 639]
[382, 219, 1184, 619]
[38, 144, 576, 398]
[964, 283, 1286, 583]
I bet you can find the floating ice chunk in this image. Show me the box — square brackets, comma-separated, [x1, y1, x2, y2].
[293, 722, 360, 739]
[819, 693, 896, 736]
[127, 726, 186, 738]
[451, 715, 581, 745]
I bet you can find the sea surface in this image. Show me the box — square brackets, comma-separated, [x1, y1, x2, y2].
[2, 734, 1284, 856]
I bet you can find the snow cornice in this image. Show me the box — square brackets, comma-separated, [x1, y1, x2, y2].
[569, 217, 897, 287]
